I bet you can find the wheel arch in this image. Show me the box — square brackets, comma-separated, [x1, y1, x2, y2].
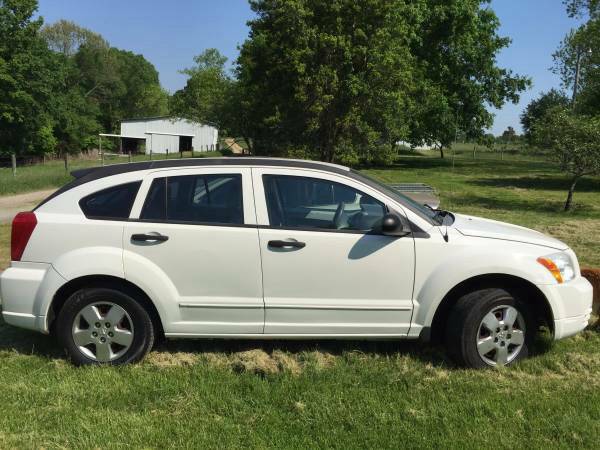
[426, 273, 554, 343]
[47, 275, 165, 340]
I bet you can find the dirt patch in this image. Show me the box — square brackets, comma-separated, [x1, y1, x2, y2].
[146, 351, 199, 367]
[0, 189, 55, 223]
[146, 347, 338, 375]
[272, 350, 302, 375]
[230, 349, 279, 375]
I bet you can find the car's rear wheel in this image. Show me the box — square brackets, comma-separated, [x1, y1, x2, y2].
[56, 288, 154, 366]
[445, 288, 534, 368]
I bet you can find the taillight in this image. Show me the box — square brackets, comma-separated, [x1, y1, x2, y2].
[11, 212, 37, 261]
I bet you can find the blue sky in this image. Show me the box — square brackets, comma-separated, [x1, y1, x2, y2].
[37, 0, 582, 135]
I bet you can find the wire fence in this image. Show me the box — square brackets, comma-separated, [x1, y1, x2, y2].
[1, 147, 224, 169]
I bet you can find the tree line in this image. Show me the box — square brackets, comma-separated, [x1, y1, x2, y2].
[171, 0, 531, 164]
[1, 0, 530, 165]
[2, 0, 598, 210]
[0, 0, 168, 158]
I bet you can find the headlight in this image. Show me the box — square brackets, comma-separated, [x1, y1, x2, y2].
[537, 252, 575, 284]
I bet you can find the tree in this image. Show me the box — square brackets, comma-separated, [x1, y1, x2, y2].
[553, 1, 599, 115]
[237, 0, 420, 163]
[563, 0, 599, 18]
[407, 1, 530, 159]
[111, 48, 169, 122]
[0, 0, 60, 156]
[170, 49, 231, 130]
[520, 89, 570, 143]
[532, 108, 600, 211]
[40, 19, 108, 56]
[49, 53, 101, 153]
[236, 0, 530, 163]
[39, 21, 111, 153]
[74, 45, 168, 132]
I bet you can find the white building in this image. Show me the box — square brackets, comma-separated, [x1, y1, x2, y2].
[118, 117, 218, 155]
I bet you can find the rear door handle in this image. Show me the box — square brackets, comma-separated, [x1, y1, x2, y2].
[268, 239, 306, 249]
[131, 233, 169, 243]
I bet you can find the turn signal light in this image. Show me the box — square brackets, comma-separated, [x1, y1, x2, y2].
[537, 257, 563, 284]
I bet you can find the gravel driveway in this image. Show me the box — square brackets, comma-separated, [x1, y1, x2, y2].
[0, 189, 55, 224]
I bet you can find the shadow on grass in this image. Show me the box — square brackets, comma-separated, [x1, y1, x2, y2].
[153, 337, 452, 368]
[0, 317, 451, 368]
[449, 192, 567, 215]
[0, 320, 62, 358]
[0, 317, 555, 371]
[361, 157, 558, 181]
[471, 176, 600, 193]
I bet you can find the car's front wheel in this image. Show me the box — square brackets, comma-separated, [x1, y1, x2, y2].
[56, 288, 154, 365]
[446, 288, 534, 368]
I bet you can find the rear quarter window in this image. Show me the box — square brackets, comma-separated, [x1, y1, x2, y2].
[79, 181, 142, 220]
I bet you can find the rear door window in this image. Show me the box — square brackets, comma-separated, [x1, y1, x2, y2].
[140, 174, 243, 225]
[79, 181, 142, 220]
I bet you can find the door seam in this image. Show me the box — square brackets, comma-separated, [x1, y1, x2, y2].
[250, 168, 266, 333]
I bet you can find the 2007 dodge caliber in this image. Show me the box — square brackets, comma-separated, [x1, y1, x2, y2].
[0, 158, 593, 368]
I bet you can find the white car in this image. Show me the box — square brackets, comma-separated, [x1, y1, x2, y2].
[0, 158, 592, 368]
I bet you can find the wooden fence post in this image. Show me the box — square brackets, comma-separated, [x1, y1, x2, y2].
[128, 151, 132, 163]
[100, 136, 104, 166]
[166, 149, 169, 159]
[11, 153, 16, 177]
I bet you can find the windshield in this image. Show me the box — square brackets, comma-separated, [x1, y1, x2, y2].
[351, 170, 444, 225]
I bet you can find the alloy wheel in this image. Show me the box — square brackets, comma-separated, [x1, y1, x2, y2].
[476, 304, 526, 366]
[71, 302, 134, 362]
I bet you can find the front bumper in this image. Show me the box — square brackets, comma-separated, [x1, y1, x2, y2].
[537, 275, 593, 340]
[0, 262, 65, 333]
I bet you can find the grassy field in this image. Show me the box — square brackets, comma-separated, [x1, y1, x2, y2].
[0, 224, 8, 270]
[0, 151, 222, 196]
[0, 153, 599, 447]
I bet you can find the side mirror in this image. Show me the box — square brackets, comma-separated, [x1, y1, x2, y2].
[381, 213, 411, 237]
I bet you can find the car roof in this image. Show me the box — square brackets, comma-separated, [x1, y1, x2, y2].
[35, 157, 351, 209]
[70, 157, 350, 181]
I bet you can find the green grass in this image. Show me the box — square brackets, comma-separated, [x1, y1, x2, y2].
[0, 326, 599, 448]
[0, 224, 8, 269]
[0, 153, 599, 447]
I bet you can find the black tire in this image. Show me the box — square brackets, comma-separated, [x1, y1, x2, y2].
[445, 288, 534, 369]
[56, 288, 154, 366]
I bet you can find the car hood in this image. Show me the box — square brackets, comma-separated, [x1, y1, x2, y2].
[451, 213, 568, 250]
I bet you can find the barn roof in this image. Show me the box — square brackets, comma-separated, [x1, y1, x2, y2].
[120, 116, 218, 128]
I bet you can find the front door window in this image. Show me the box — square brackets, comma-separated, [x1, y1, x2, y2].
[262, 175, 385, 232]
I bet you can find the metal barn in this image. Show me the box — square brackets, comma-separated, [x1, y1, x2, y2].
[118, 117, 218, 155]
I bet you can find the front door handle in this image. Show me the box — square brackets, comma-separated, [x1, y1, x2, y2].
[268, 239, 306, 249]
[131, 233, 169, 243]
